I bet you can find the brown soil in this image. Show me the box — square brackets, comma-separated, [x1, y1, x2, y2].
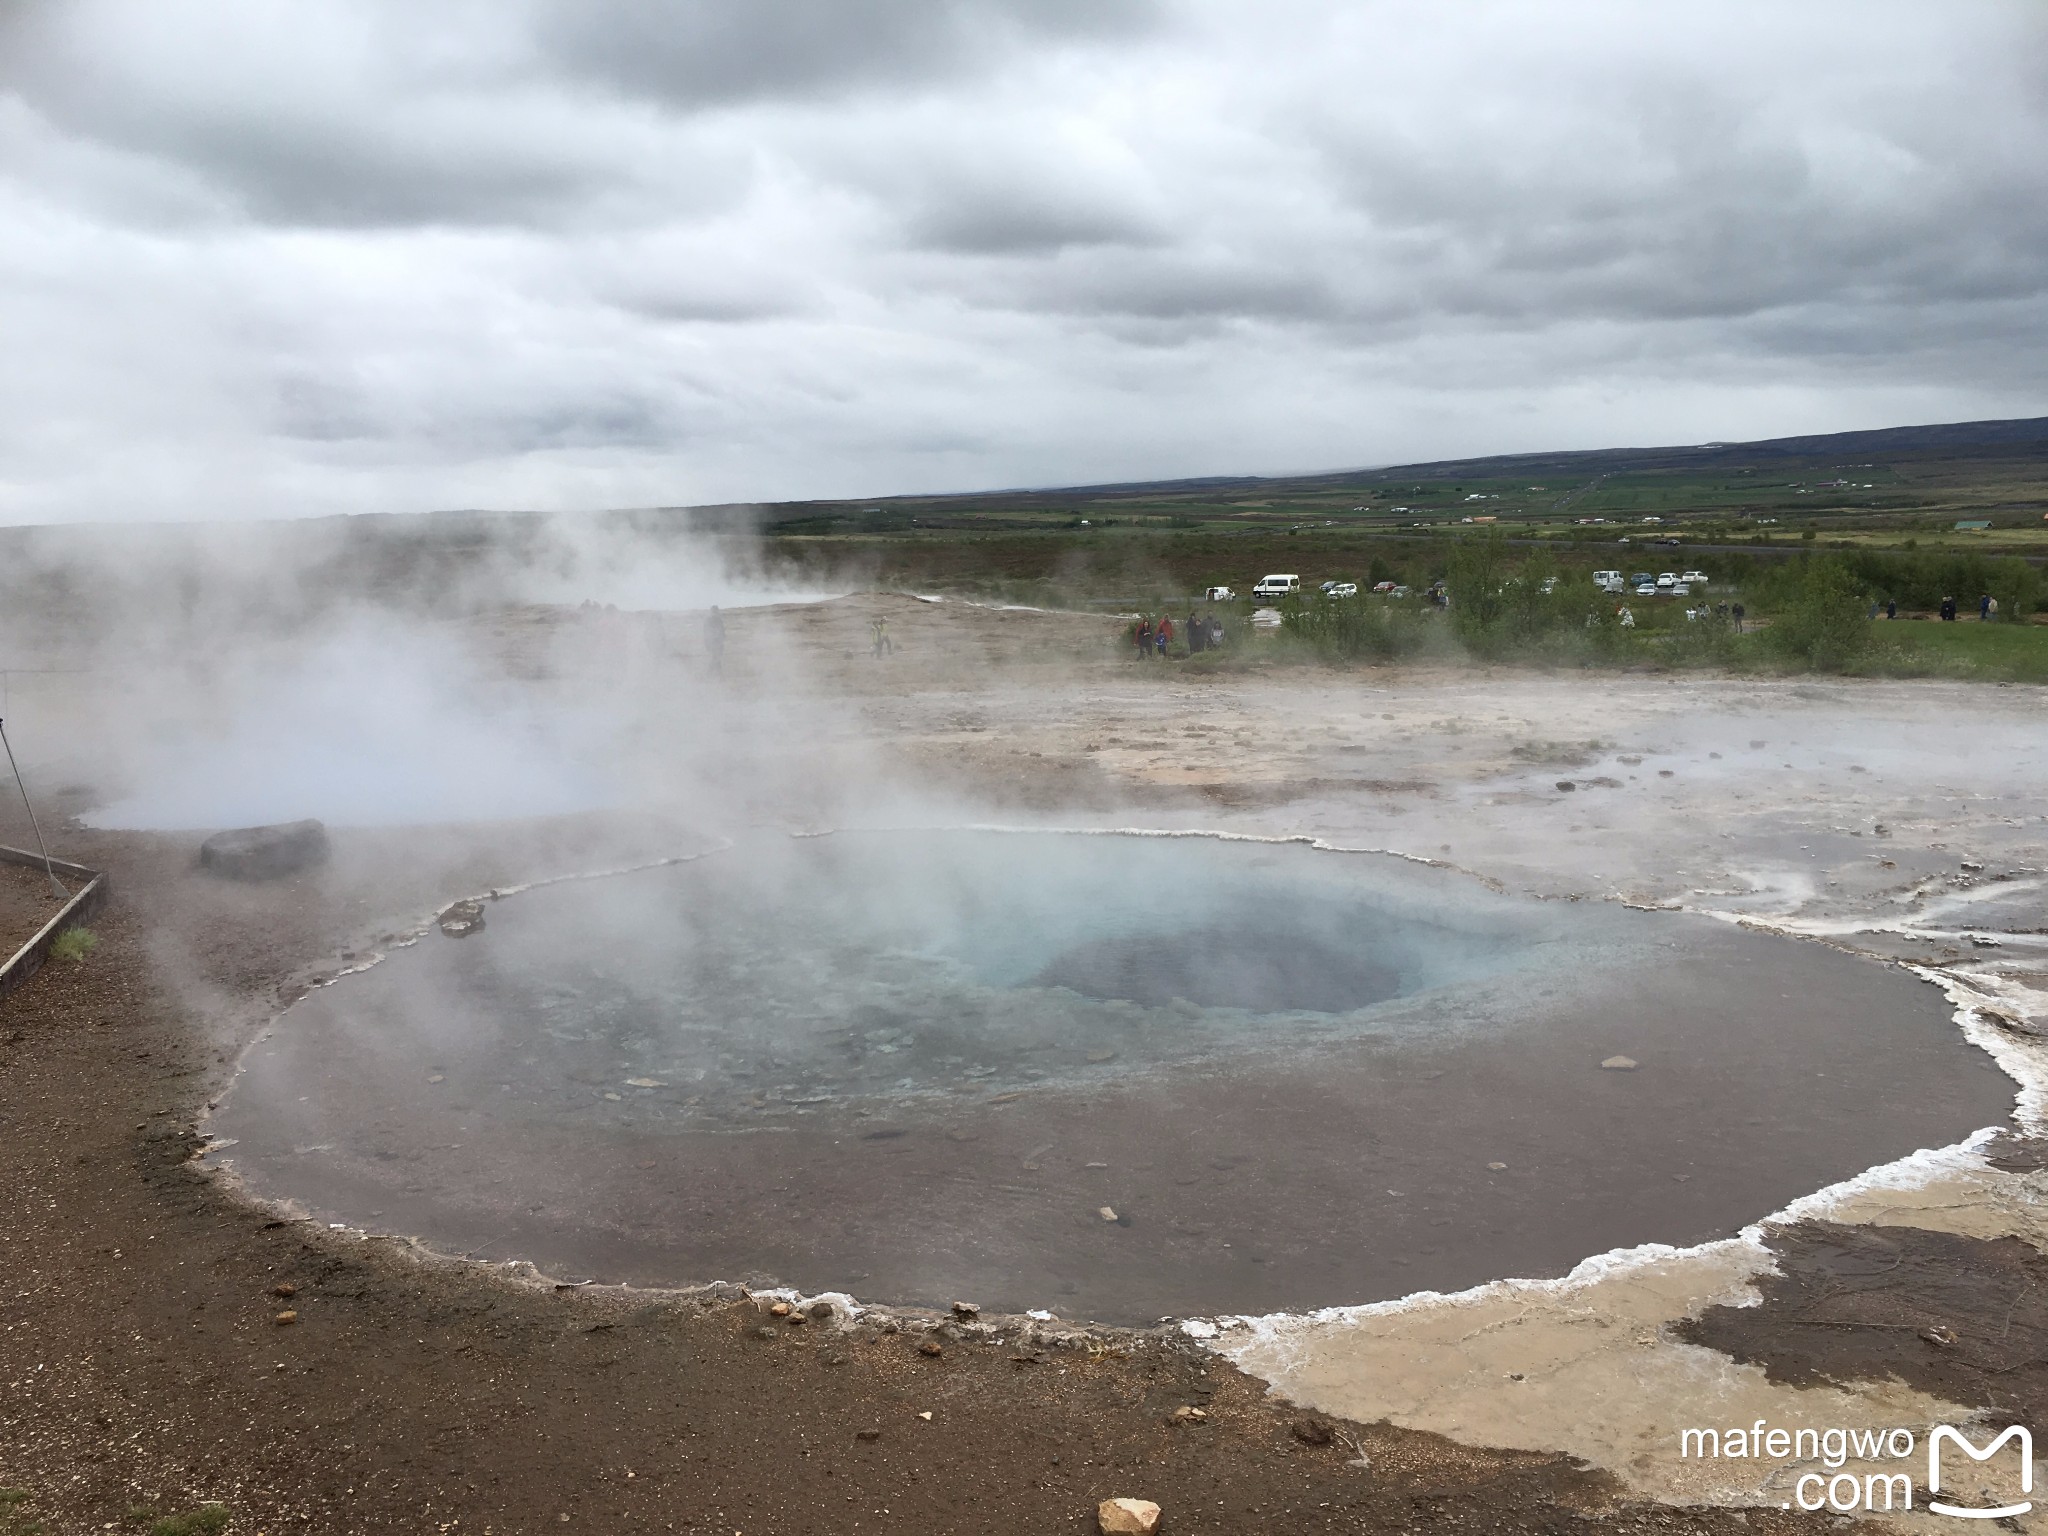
[1678, 1218, 2048, 1428]
[0, 855, 74, 956]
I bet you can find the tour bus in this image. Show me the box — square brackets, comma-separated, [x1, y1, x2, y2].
[1251, 573, 1302, 599]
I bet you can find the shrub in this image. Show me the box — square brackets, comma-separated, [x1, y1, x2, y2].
[1766, 557, 1872, 671]
[1987, 555, 2040, 623]
[1445, 533, 1510, 640]
[48, 927, 97, 965]
[1281, 597, 1429, 660]
[1667, 607, 1740, 667]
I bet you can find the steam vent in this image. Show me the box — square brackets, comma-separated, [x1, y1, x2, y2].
[212, 831, 2010, 1323]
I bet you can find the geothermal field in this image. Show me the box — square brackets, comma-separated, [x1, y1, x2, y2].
[2, 519, 2047, 1533]
[7, 3, 2047, 1529]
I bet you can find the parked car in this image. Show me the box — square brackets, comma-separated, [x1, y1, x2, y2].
[1680, 569, 1709, 585]
[1593, 570, 1624, 592]
[1203, 585, 1235, 601]
[1630, 573, 1654, 587]
[1633, 582, 1658, 597]
[1669, 583, 1692, 597]
[1372, 580, 1399, 594]
[1252, 573, 1301, 599]
[1656, 573, 1678, 589]
[1328, 582, 1359, 598]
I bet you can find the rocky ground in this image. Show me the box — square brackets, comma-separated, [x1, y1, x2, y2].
[3, 591, 2046, 1533]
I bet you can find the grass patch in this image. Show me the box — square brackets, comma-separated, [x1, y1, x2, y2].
[1849, 620, 2048, 683]
[48, 927, 97, 965]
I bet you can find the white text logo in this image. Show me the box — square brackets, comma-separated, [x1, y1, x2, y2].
[1928, 1425, 2033, 1520]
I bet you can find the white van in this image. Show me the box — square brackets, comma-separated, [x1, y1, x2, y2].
[1203, 585, 1235, 601]
[1251, 573, 1301, 599]
[1593, 570, 1624, 593]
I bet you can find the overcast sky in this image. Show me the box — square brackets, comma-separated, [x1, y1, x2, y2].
[2, 0, 2045, 523]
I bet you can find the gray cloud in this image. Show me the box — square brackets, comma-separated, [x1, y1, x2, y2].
[532, 0, 1164, 109]
[0, 0, 2044, 521]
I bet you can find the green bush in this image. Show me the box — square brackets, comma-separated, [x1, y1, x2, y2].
[1987, 555, 2040, 623]
[1281, 596, 1430, 660]
[48, 927, 97, 965]
[1764, 557, 1872, 671]
[1665, 606, 1739, 667]
[1445, 532, 1511, 641]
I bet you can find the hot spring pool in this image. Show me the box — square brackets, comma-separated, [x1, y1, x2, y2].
[208, 830, 2014, 1323]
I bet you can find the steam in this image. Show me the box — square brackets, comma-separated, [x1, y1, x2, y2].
[0, 508, 851, 833]
[84, 619, 611, 830]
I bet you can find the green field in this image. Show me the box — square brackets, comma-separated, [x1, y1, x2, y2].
[745, 416, 2048, 680]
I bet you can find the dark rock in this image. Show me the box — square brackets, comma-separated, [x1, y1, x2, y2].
[438, 899, 487, 938]
[1555, 780, 1576, 792]
[1290, 1417, 1335, 1447]
[199, 820, 329, 881]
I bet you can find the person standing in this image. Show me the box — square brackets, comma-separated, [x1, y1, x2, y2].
[1136, 617, 1152, 658]
[1731, 601, 1744, 632]
[1886, 598, 1897, 620]
[1157, 615, 1174, 656]
[1980, 593, 1993, 621]
[704, 605, 726, 677]
[871, 616, 892, 657]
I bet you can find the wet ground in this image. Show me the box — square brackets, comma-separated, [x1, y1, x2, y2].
[210, 831, 2011, 1323]
[1679, 1208, 2048, 1429]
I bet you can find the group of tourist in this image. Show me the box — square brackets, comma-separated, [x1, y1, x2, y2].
[1133, 612, 1227, 658]
[1930, 594, 1997, 621]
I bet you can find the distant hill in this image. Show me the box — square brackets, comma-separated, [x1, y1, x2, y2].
[749, 413, 2048, 526]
